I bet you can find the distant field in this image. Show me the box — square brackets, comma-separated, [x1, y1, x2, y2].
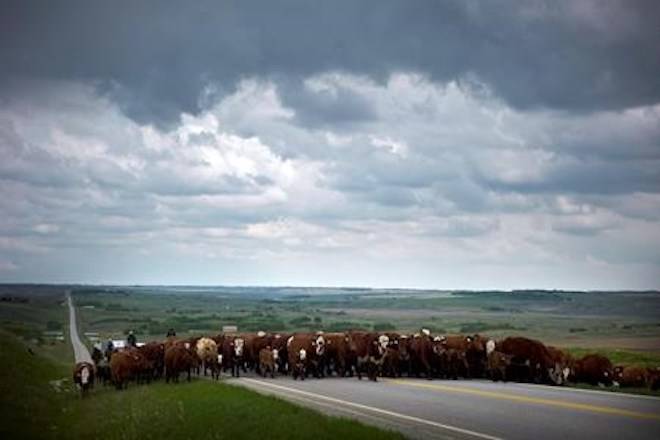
[51, 286, 660, 353]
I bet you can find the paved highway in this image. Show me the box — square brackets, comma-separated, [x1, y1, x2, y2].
[66, 290, 92, 364]
[232, 375, 660, 440]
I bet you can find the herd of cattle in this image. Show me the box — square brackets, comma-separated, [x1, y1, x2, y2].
[73, 329, 660, 396]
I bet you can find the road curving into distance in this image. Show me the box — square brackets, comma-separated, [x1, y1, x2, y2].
[67, 290, 93, 364]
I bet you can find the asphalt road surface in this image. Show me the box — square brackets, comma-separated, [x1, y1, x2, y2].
[232, 375, 660, 440]
[67, 290, 92, 364]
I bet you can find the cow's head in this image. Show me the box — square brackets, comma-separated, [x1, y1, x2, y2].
[184, 342, 190, 350]
[217, 354, 223, 365]
[80, 365, 90, 385]
[234, 338, 244, 357]
[613, 366, 625, 381]
[272, 349, 279, 361]
[299, 348, 307, 361]
[314, 335, 326, 356]
[486, 339, 496, 355]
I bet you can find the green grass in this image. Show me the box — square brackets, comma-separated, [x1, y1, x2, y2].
[0, 330, 405, 440]
[0, 330, 72, 439]
[67, 382, 404, 440]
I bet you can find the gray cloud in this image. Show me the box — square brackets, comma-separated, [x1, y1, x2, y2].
[1, 3, 659, 288]
[2, 1, 659, 126]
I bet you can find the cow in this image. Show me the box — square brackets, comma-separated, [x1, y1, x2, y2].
[138, 341, 165, 381]
[436, 334, 486, 378]
[259, 347, 278, 378]
[380, 333, 405, 378]
[164, 342, 198, 383]
[196, 337, 219, 377]
[271, 333, 290, 374]
[286, 333, 322, 379]
[323, 332, 351, 377]
[73, 361, 95, 397]
[408, 330, 434, 379]
[613, 365, 648, 388]
[397, 335, 412, 377]
[312, 332, 327, 377]
[571, 354, 614, 386]
[499, 337, 561, 384]
[647, 367, 660, 391]
[110, 350, 141, 389]
[382, 345, 402, 378]
[222, 336, 246, 377]
[349, 331, 388, 382]
[287, 335, 309, 380]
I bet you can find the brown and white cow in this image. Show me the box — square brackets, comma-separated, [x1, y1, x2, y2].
[73, 361, 95, 396]
[285, 333, 326, 379]
[349, 331, 388, 381]
[499, 336, 561, 384]
[613, 365, 648, 388]
[546, 346, 573, 385]
[221, 336, 246, 377]
[287, 334, 311, 380]
[572, 354, 614, 386]
[271, 333, 290, 374]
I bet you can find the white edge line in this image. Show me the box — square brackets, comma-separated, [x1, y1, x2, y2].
[510, 382, 660, 401]
[240, 378, 503, 440]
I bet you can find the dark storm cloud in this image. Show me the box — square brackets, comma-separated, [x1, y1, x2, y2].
[2, 0, 659, 126]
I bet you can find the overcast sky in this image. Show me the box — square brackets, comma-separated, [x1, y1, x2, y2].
[1, 1, 659, 289]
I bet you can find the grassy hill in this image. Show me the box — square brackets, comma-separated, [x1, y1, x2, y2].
[0, 331, 405, 440]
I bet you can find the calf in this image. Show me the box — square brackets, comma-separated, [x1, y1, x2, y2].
[487, 351, 513, 382]
[259, 347, 278, 378]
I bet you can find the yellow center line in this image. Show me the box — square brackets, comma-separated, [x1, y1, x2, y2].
[385, 379, 660, 421]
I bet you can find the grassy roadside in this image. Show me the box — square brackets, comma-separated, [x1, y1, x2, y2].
[0, 330, 406, 440]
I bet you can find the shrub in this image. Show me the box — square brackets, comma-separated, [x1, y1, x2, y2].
[373, 322, 396, 331]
